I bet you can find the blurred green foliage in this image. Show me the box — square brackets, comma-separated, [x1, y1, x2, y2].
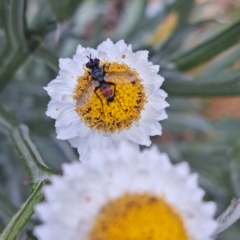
[0, 0, 240, 239]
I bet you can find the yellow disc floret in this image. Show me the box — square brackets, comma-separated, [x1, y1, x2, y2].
[88, 193, 189, 240]
[73, 61, 147, 133]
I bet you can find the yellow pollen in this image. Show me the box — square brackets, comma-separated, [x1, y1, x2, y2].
[88, 193, 189, 240]
[73, 61, 147, 133]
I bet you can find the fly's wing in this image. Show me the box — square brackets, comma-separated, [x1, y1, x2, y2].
[77, 80, 99, 108]
[104, 72, 136, 84]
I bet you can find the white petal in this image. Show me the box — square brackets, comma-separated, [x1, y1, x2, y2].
[77, 124, 92, 138]
[56, 124, 79, 139]
[115, 39, 129, 53]
[56, 107, 79, 126]
[44, 77, 72, 102]
[59, 70, 78, 90]
[46, 100, 72, 119]
[61, 94, 74, 103]
[59, 58, 83, 75]
[34, 143, 217, 240]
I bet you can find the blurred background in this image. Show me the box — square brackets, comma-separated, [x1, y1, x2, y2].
[1, 0, 240, 239]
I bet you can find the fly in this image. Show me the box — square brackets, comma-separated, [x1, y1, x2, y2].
[77, 56, 136, 114]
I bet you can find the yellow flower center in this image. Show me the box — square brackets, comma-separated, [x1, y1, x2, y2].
[73, 61, 147, 133]
[88, 193, 189, 240]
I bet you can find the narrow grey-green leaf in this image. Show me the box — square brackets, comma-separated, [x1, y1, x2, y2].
[153, 20, 214, 62]
[195, 68, 240, 85]
[213, 119, 240, 140]
[129, 1, 179, 48]
[0, 21, 56, 92]
[214, 199, 240, 236]
[0, 182, 44, 240]
[167, 98, 202, 111]
[9, 125, 54, 183]
[0, 41, 38, 93]
[171, 19, 240, 71]
[162, 74, 240, 97]
[48, 0, 82, 21]
[0, 106, 55, 183]
[0, 0, 10, 42]
[164, 112, 214, 133]
[228, 161, 240, 198]
[34, 47, 59, 72]
[195, 46, 240, 82]
[175, 0, 195, 29]
[9, 0, 27, 49]
[0, 106, 18, 131]
[0, 191, 17, 224]
[113, 0, 147, 40]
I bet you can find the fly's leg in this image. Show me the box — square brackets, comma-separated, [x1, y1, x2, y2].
[115, 96, 123, 110]
[102, 63, 111, 71]
[107, 82, 123, 110]
[94, 86, 105, 117]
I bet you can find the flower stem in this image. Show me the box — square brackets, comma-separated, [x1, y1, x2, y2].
[214, 198, 240, 237]
[0, 106, 56, 185]
[0, 181, 45, 240]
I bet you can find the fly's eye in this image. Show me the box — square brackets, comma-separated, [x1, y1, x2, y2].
[94, 58, 100, 64]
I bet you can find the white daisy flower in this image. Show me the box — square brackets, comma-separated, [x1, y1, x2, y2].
[45, 39, 168, 159]
[34, 143, 217, 240]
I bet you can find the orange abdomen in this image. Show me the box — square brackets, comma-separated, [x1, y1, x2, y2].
[100, 86, 114, 102]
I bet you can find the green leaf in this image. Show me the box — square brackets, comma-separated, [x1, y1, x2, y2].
[0, 181, 44, 240]
[48, 0, 82, 21]
[129, 2, 175, 48]
[0, 41, 38, 93]
[167, 97, 202, 111]
[9, 0, 27, 49]
[34, 47, 59, 72]
[0, 107, 18, 131]
[0, 21, 56, 93]
[0, 0, 26, 62]
[164, 112, 214, 133]
[195, 46, 240, 82]
[213, 119, 240, 141]
[214, 199, 240, 236]
[175, 0, 195, 29]
[0, 107, 55, 184]
[113, 0, 147, 40]
[0, 191, 17, 225]
[0, 0, 10, 43]
[29, 21, 57, 37]
[89, 14, 105, 47]
[0, 106, 55, 239]
[9, 125, 55, 183]
[228, 162, 240, 198]
[131, 1, 175, 35]
[196, 68, 240, 85]
[171, 19, 240, 71]
[153, 20, 214, 62]
[162, 71, 240, 96]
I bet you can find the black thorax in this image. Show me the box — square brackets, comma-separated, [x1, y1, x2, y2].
[91, 66, 105, 83]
